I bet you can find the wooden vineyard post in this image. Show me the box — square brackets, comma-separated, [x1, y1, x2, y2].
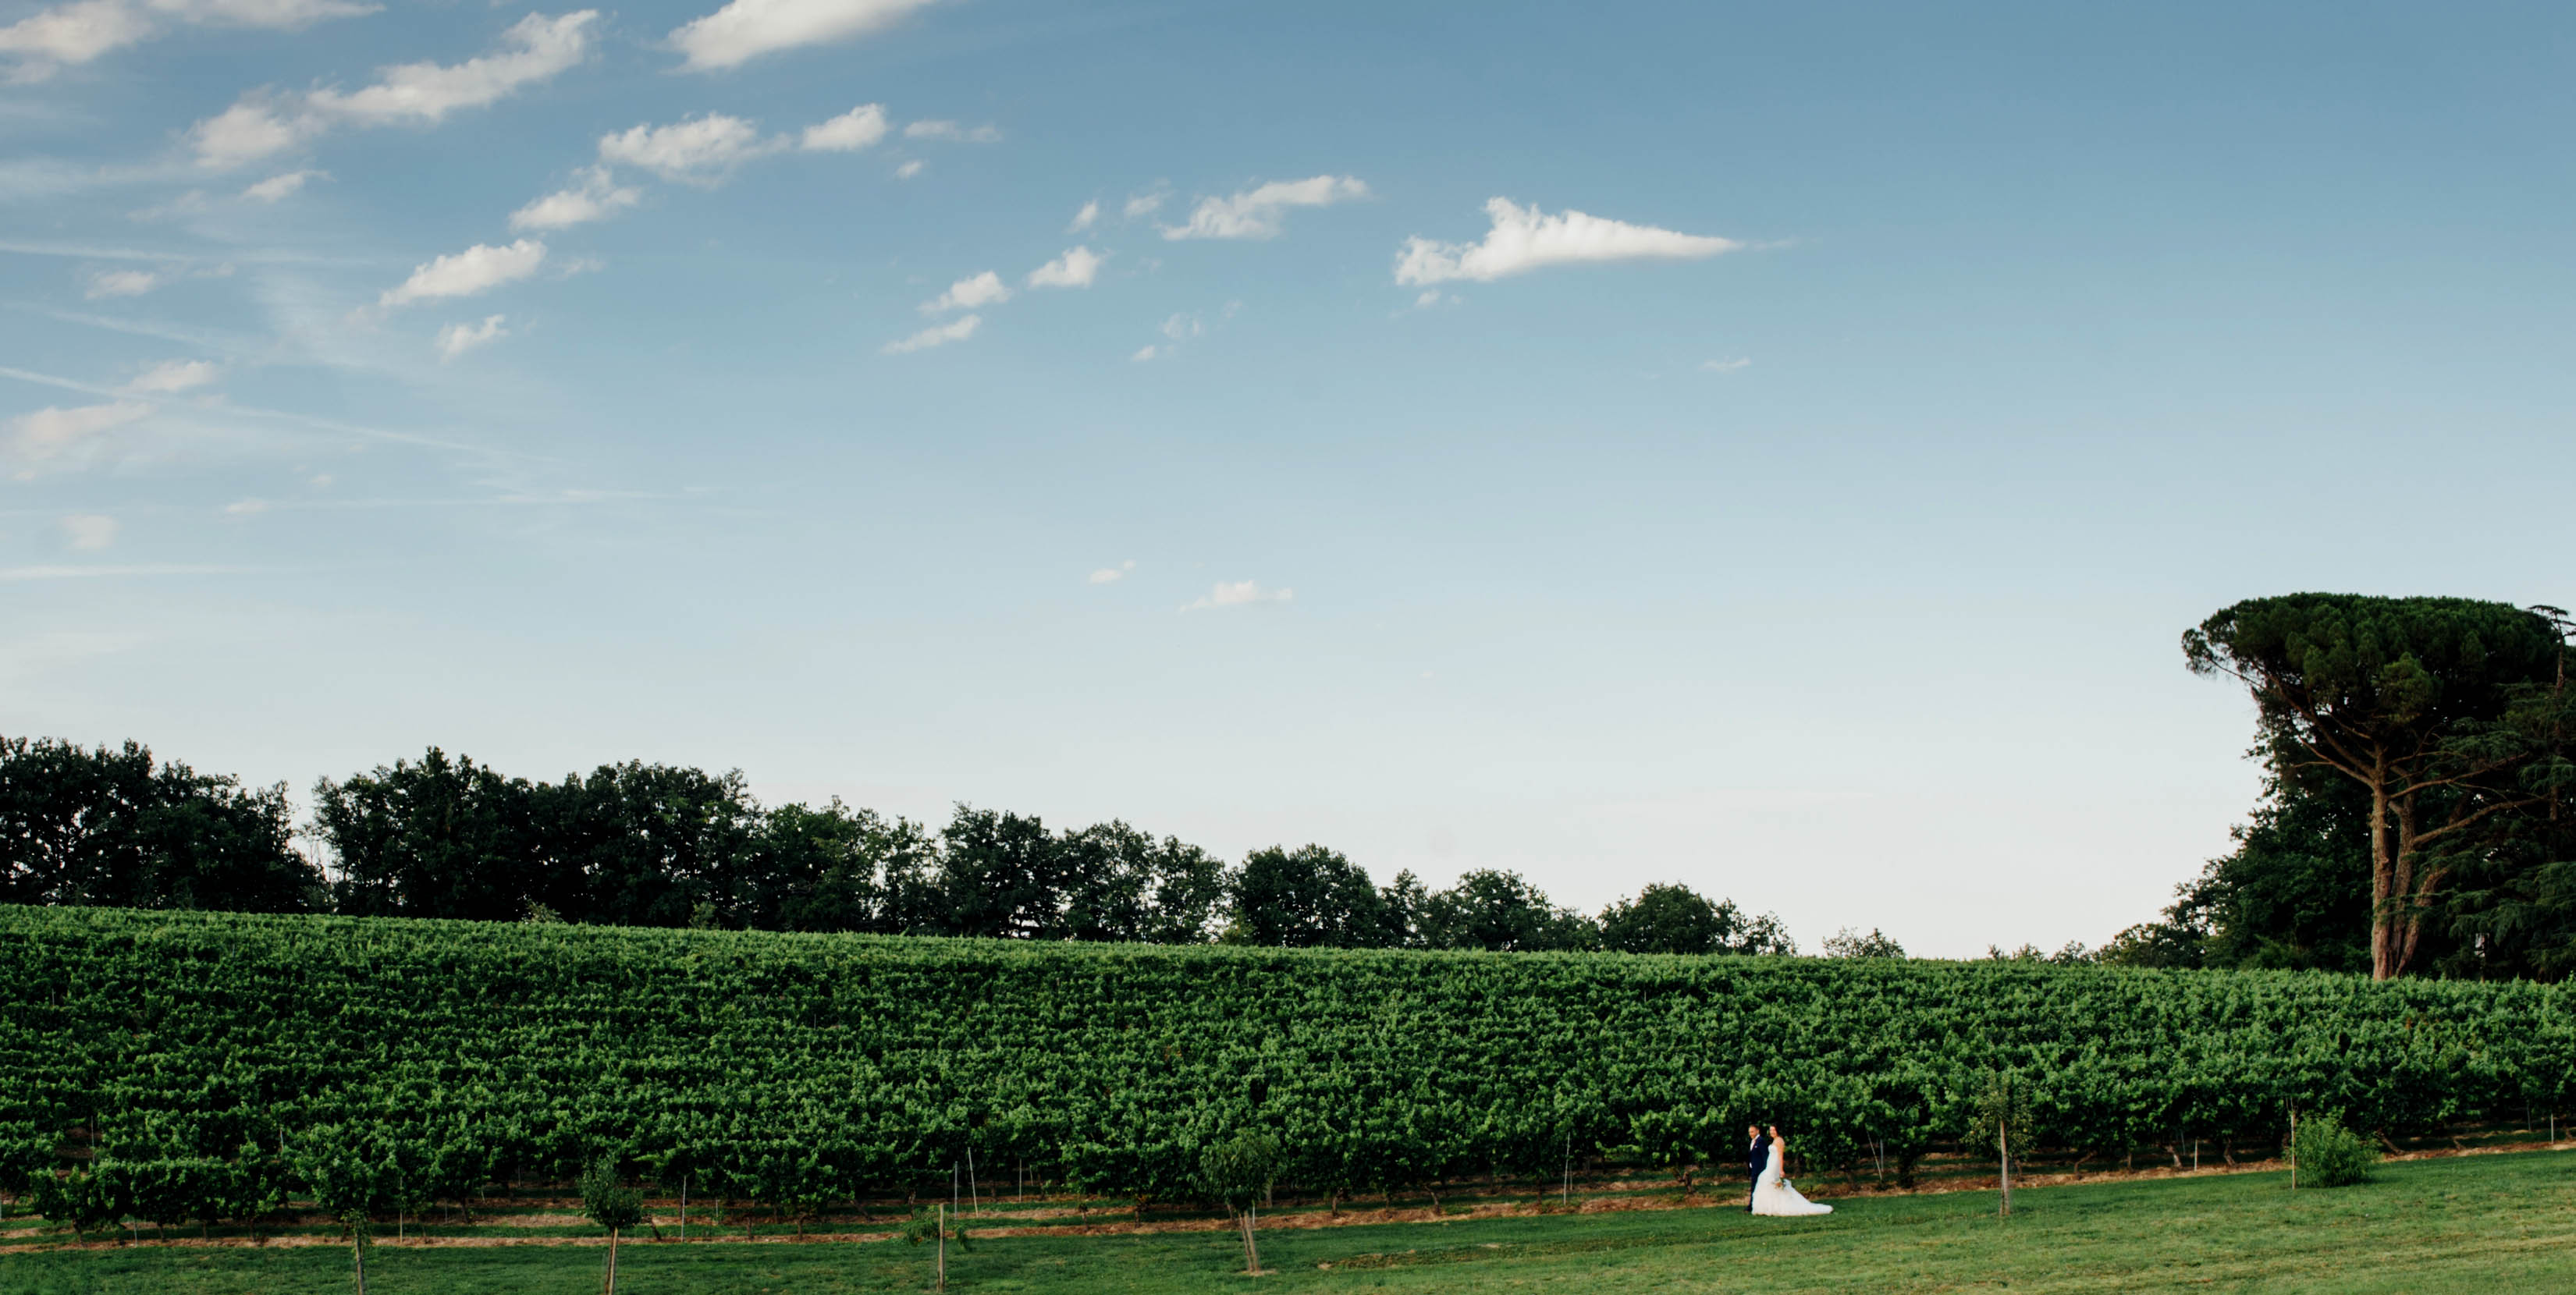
[1242, 1203, 1261, 1275]
[2289, 1108, 2298, 1191]
[604, 1226, 620, 1295]
[936, 1204, 947, 1291]
[680, 1176, 687, 1242]
[1997, 1119, 2012, 1217]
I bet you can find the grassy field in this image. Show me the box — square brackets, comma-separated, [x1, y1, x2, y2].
[5, 1148, 2572, 1294]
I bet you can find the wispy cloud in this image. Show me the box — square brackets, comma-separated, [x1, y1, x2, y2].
[894, 159, 923, 179]
[187, 12, 599, 169]
[241, 169, 322, 202]
[84, 268, 161, 298]
[2, 400, 150, 475]
[2, 0, 371, 77]
[1122, 189, 1166, 219]
[670, 0, 943, 71]
[1025, 247, 1102, 289]
[1089, 559, 1133, 584]
[921, 271, 1007, 314]
[598, 113, 779, 185]
[510, 165, 639, 229]
[378, 239, 545, 309]
[903, 119, 999, 143]
[1182, 579, 1292, 611]
[436, 314, 508, 360]
[1067, 200, 1099, 232]
[126, 358, 221, 392]
[1164, 175, 1366, 240]
[0, 563, 258, 580]
[59, 513, 115, 550]
[1395, 197, 1742, 286]
[881, 313, 979, 354]
[1698, 356, 1751, 373]
[800, 103, 887, 151]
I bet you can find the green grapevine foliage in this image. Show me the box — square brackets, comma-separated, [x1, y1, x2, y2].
[2, 906, 2570, 1229]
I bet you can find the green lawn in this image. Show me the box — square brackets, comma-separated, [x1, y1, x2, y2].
[6, 1150, 2574, 1294]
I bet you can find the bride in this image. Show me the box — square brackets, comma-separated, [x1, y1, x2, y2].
[1752, 1125, 1834, 1216]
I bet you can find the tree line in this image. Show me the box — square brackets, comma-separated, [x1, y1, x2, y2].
[0, 738, 1807, 957]
[2111, 594, 2576, 981]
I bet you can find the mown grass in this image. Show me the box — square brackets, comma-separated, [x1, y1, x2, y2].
[4, 1148, 2572, 1294]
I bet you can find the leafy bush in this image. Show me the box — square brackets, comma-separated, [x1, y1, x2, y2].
[2293, 1112, 2377, 1187]
[577, 1156, 645, 1233]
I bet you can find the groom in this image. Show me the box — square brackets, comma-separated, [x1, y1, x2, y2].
[1746, 1123, 1771, 1212]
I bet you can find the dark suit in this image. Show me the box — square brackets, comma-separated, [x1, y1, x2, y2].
[1746, 1134, 1771, 1212]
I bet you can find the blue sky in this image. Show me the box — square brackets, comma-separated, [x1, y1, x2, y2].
[5, 1, 2573, 956]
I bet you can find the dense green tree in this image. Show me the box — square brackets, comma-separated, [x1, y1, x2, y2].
[2109, 769, 2375, 973]
[314, 749, 548, 921]
[1053, 821, 1229, 942]
[1416, 868, 1599, 951]
[1597, 882, 1796, 955]
[2, 736, 320, 912]
[542, 761, 764, 928]
[740, 799, 937, 934]
[2186, 594, 2576, 978]
[1228, 844, 1397, 947]
[934, 806, 1067, 937]
[1822, 926, 1906, 959]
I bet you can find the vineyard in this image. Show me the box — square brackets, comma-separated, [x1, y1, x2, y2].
[3, 905, 2573, 1235]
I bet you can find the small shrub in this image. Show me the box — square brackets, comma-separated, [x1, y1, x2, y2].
[2293, 1112, 2377, 1187]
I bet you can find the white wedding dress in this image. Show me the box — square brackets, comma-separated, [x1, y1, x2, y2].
[1751, 1144, 1833, 1216]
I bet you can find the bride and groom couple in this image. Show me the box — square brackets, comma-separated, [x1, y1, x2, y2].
[1745, 1124, 1833, 1216]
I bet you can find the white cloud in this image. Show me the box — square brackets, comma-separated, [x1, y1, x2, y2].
[1698, 356, 1752, 373]
[187, 12, 597, 169]
[126, 358, 220, 392]
[1067, 200, 1099, 232]
[305, 11, 595, 125]
[1414, 289, 1441, 308]
[598, 113, 779, 185]
[240, 169, 320, 202]
[223, 498, 268, 515]
[4, 401, 149, 472]
[920, 270, 1007, 314]
[670, 0, 942, 71]
[1025, 246, 1102, 289]
[85, 268, 161, 297]
[1122, 190, 1165, 219]
[1160, 312, 1203, 342]
[1183, 579, 1292, 611]
[0, 0, 154, 67]
[510, 165, 639, 229]
[894, 159, 923, 179]
[2, 0, 369, 73]
[880, 313, 978, 353]
[436, 314, 508, 360]
[378, 238, 545, 308]
[902, 119, 998, 143]
[1129, 344, 1157, 362]
[187, 98, 317, 169]
[1089, 559, 1133, 584]
[60, 513, 116, 550]
[1164, 175, 1366, 240]
[800, 103, 887, 152]
[1394, 197, 1742, 286]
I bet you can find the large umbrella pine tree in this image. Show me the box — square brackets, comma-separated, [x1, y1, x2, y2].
[2186, 594, 2574, 979]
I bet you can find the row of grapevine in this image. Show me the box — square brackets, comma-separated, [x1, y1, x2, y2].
[2, 906, 2569, 1229]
